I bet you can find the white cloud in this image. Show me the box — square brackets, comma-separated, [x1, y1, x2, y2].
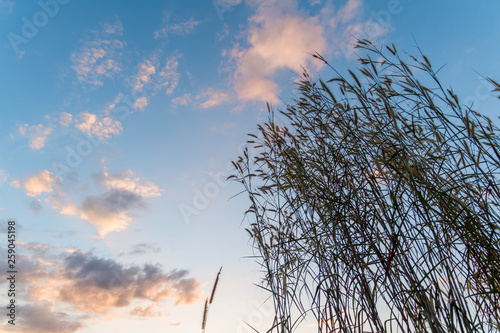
[196, 88, 230, 109]
[154, 16, 202, 39]
[74, 112, 123, 141]
[71, 20, 124, 86]
[18, 124, 53, 150]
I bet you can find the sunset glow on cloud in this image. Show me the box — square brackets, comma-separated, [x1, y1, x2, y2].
[1, 0, 499, 332]
[0, 243, 200, 332]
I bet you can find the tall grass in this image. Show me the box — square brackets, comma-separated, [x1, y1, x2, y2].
[231, 40, 500, 332]
[201, 267, 222, 333]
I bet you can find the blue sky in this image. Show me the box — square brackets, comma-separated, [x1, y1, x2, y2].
[1, 0, 499, 332]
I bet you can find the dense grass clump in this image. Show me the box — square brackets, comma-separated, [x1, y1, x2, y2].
[231, 40, 500, 332]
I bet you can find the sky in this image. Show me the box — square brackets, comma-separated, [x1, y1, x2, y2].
[0, 0, 500, 332]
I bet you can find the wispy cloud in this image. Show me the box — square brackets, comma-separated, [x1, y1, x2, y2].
[0, 169, 7, 184]
[0, 0, 14, 14]
[320, 0, 388, 59]
[18, 124, 53, 150]
[210, 122, 236, 133]
[129, 55, 181, 111]
[59, 112, 73, 127]
[196, 88, 230, 109]
[118, 243, 161, 256]
[154, 15, 202, 39]
[71, 20, 124, 86]
[172, 93, 191, 106]
[130, 304, 162, 317]
[159, 57, 180, 95]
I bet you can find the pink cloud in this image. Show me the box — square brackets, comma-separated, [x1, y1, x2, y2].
[71, 21, 124, 86]
[0, 243, 201, 331]
[196, 88, 230, 109]
[230, 0, 327, 103]
[56, 169, 162, 235]
[12, 170, 59, 198]
[74, 112, 123, 141]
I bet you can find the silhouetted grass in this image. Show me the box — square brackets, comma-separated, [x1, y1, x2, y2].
[231, 39, 500, 332]
[201, 267, 222, 333]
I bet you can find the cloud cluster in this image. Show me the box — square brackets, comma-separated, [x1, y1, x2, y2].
[74, 112, 123, 140]
[71, 21, 124, 86]
[12, 168, 161, 235]
[62, 169, 161, 235]
[133, 60, 156, 91]
[129, 56, 180, 111]
[0, 243, 200, 332]
[59, 251, 199, 311]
